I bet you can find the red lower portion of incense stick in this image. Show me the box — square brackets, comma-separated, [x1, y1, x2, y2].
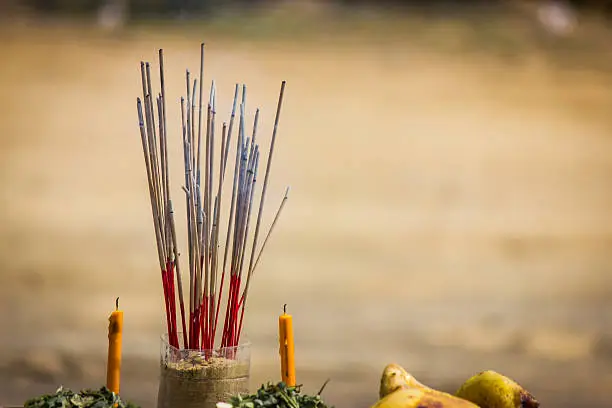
[208, 294, 214, 350]
[221, 274, 243, 349]
[220, 276, 232, 347]
[228, 277, 239, 346]
[161, 262, 180, 349]
[188, 311, 195, 349]
[212, 269, 226, 344]
[173, 260, 188, 348]
[193, 305, 201, 349]
[161, 268, 172, 342]
[166, 266, 247, 354]
[200, 296, 208, 350]
[236, 293, 246, 346]
[168, 261, 180, 348]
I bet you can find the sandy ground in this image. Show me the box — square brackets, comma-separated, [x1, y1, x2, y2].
[0, 7, 612, 407]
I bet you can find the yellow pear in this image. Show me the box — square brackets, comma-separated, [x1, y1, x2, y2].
[456, 370, 540, 408]
[373, 387, 480, 408]
[379, 363, 431, 398]
[375, 363, 479, 408]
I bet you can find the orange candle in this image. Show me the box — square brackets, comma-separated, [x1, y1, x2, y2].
[106, 297, 124, 394]
[278, 304, 296, 386]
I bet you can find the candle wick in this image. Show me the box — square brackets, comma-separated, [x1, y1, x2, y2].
[116, 297, 119, 310]
[283, 304, 287, 314]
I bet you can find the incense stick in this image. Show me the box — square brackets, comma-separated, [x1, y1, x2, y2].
[252, 186, 290, 274]
[237, 81, 287, 340]
[136, 46, 289, 353]
[159, 49, 188, 348]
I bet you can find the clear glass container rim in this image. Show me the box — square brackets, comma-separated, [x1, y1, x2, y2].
[160, 332, 251, 352]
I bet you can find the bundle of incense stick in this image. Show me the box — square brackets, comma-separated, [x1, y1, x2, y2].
[136, 44, 289, 352]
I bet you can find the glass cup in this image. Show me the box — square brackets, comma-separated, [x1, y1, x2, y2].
[157, 333, 251, 408]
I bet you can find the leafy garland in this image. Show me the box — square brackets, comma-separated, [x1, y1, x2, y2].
[23, 386, 140, 408]
[228, 381, 333, 408]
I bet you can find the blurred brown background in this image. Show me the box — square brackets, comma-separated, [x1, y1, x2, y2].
[1, 0, 612, 407]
